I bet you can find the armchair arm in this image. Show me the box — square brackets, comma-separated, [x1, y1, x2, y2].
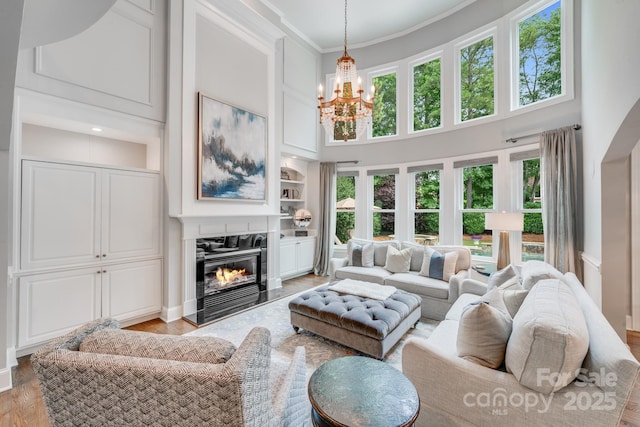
[329, 257, 348, 280]
[271, 346, 310, 427]
[459, 278, 489, 297]
[447, 269, 469, 303]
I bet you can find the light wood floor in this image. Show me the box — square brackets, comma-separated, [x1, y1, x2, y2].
[2, 274, 640, 427]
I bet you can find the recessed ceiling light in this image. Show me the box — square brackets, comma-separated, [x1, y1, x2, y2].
[91, 127, 103, 132]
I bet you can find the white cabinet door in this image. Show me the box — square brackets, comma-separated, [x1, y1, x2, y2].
[297, 238, 316, 272]
[21, 161, 161, 269]
[280, 240, 298, 278]
[102, 259, 162, 321]
[18, 268, 101, 348]
[21, 161, 101, 270]
[102, 169, 160, 261]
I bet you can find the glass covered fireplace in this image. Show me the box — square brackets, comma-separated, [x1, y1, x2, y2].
[192, 234, 267, 325]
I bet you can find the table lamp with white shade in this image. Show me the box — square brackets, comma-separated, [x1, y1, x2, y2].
[485, 212, 524, 270]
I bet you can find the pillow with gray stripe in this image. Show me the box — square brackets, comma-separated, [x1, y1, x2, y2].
[419, 247, 458, 281]
[347, 241, 374, 267]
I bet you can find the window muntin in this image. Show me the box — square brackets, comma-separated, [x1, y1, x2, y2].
[413, 169, 440, 245]
[459, 35, 495, 122]
[372, 173, 396, 240]
[412, 58, 442, 132]
[336, 174, 357, 244]
[371, 71, 398, 138]
[517, 1, 562, 107]
[460, 163, 495, 258]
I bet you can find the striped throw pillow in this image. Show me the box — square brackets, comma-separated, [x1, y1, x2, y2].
[419, 247, 458, 281]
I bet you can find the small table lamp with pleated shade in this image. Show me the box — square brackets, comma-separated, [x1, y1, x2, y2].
[485, 212, 524, 270]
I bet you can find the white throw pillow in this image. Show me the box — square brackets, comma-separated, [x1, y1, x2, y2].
[505, 279, 589, 394]
[487, 264, 521, 292]
[419, 247, 458, 281]
[347, 241, 374, 267]
[457, 300, 513, 369]
[384, 246, 413, 273]
[482, 280, 529, 319]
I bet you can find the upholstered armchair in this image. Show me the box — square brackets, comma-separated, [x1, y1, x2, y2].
[31, 318, 309, 427]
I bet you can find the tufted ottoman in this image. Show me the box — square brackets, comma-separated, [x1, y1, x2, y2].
[288, 283, 421, 359]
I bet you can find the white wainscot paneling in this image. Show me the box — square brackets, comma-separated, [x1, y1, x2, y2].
[283, 92, 318, 153]
[128, 0, 154, 13]
[36, 7, 152, 105]
[283, 37, 317, 97]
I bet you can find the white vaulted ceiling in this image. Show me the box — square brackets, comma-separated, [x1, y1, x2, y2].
[259, 0, 476, 52]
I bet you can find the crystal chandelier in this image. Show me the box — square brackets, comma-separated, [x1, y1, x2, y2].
[318, 0, 374, 142]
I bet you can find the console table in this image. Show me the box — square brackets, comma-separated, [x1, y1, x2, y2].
[308, 356, 419, 427]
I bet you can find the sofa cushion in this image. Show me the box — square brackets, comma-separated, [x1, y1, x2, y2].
[520, 260, 563, 290]
[457, 300, 512, 369]
[400, 241, 427, 272]
[384, 246, 413, 273]
[334, 266, 393, 285]
[505, 278, 589, 394]
[80, 329, 237, 364]
[487, 264, 521, 291]
[347, 240, 374, 267]
[349, 239, 399, 266]
[419, 247, 458, 281]
[424, 319, 459, 356]
[483, 279, 529, 318]
[384, 272, 449, 299]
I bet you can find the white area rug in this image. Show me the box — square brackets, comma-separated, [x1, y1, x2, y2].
[185, 286, 438, 373]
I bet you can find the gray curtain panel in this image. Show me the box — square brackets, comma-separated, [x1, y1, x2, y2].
[313, 162, 336, 276]
[540, 126, 583, 280]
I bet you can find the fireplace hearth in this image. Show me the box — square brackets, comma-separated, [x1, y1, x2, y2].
[186, 234, 268, 325]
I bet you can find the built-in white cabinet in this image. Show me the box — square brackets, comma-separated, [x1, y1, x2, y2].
[17, 259, 161, 349]
[17, 159, 162, 351]
[21, 160, 160, 270]
[280, 237, 315, 279]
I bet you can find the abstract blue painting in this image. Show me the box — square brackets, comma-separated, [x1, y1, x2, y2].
[198, 93, 266, 200]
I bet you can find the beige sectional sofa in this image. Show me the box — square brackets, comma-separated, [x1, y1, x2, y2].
[402, 262, 640, 426]
[329, 239, 471, 320]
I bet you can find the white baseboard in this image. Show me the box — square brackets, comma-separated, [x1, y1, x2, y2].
[162, 305, 183, 323]
[0, 367, 12, 393]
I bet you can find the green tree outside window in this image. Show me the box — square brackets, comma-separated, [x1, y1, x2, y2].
[460, 37, 495, 121]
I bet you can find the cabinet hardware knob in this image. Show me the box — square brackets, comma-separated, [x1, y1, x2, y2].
[97, 271, 101, 274]
[102, 254, 107, 257]
[103, 270, 107, 273]
[96, 255, 100, 258]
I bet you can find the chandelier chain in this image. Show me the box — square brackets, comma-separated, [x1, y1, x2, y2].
[343, 0, 348, 55]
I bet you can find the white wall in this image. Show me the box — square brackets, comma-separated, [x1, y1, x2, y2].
[581, 0, 640, 339]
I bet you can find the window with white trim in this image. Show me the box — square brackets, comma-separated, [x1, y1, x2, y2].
[456, 157, 496, 258]
[410, 164, 442, 245]
[511, 151, 545, 261]
[412, 56, 442, 132]
[514, 0, 563, 108]
[370, 169, 397, 240]
[336, 172, 357, 245]
[457, 32, 496, 123]
[371, 70, 397, 138]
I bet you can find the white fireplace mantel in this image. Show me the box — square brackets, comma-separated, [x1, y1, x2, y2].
[174, 214, 280, 240]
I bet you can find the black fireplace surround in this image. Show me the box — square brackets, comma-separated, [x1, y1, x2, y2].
[187, 233, 268, 326]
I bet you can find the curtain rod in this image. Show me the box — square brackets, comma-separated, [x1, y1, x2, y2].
[336, 160, 359, 164]
[505, 124, 581, 144]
